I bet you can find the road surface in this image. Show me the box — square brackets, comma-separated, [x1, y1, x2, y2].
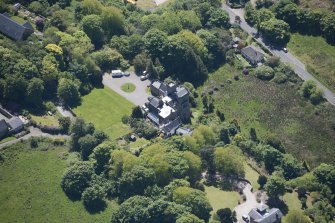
[222, 4, 335, 106]
[103, 73, 151, 106]
[0, 127, 69, 149]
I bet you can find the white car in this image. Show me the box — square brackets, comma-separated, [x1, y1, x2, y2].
[140, 75, 148, 81]
[283, 47, 288, 53]
[111, 70, 123, 78]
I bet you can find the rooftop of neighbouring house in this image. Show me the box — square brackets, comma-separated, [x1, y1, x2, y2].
[0, 13, 34, 41]
[241, 45, 264, 61]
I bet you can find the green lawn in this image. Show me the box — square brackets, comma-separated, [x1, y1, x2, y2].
[31, 114, 60, 127]
[200, 64, 335, 166]
[287, 33, 335, 92]
[0, 141, 116, 223]
[129, 137, 149, 153]
[73, 88, 134, 139]
[245, 165, 260, 190]
[121, 83, 136, 93]
[204, 185, 241, 218]
[11, 16, 26, 24]
[283, 192, 302, 211]
[136, 0, 157, 10]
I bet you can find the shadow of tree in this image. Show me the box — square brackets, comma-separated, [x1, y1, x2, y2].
[267, 197, 288, 215]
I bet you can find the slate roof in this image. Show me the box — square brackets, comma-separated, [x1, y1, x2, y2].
[147, 112, 159, 125]
[0, 13, 34, 40]
[248, 206, 283, 223]
[149, 97, 162, 108]
[241, 45, 264, 63]
[0, 119, 8, 135]
[162, 119, 180, 135]
[176, 86, 188, 98]
[7, 116, 24, 131]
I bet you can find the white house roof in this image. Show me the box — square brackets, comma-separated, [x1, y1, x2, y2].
[159, 104, 175, 119]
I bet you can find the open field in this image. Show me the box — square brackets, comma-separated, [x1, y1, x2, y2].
[288, 33, 335, 92]
[0, 140, 115, 223]
[31, 114, 60, 127]
[73, 88, 133, 139]
[205, 185, 241, 218]
[299, 0, 334, 10]
[201, 64, 335, 166]
[245, 165, 260, 190]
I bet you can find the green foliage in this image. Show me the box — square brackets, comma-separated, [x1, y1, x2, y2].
[80, 0, 103, 16]
[216, 208, 236, 223]
[214, 146, 245, 178]
[57, 78, 81, 106]
[58, 116, 71, 133]
[93, 48, 128, 71]
[312, 163, 335, 192]
[284, 210, 311, 223]
[26, 77, 44, 106]
[299, 80, 323, 104]
[173, 186, 213, 222]
[61, 161, 94, 200]
[131, 106, 144, 119]
[101, 6, 125, 38]
[306, 200, 335, 223]
[176, 214, 205, 223]
[257, 175, 267, 189]
[207, 9, 230, 28]
[81, 15, 104, 48]
[260, 18, 290, 44]
[78, 135, 99, 160]
[82, 184, 106, 212]
[265, 172, 286, 199]
[254, 65, 275, 81]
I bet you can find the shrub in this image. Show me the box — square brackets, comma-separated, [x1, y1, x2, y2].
[254, 65, 275, 81]
[82, 185, 107, 212]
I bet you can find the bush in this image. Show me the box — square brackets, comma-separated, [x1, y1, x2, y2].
[254, 65, 275, 81]
[258, 175, 267, 189]
[272, 72, 287, 84]
[82, 185, 107, 212]
[44, 101, 57, 114]
[58, 117, 71, 133]
[30, 137, 39, 148]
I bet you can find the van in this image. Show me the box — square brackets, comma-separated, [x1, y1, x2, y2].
[111, 70, 123, 78]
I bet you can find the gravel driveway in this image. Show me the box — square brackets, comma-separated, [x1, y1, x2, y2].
[234, 184, 258, 223]
[102, 73, 151, 106]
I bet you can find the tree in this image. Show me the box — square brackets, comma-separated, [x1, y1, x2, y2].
[214, 146, 245, 178]
[93, 48, 127, 71]
[131, 106, 144, 119]
[57, 78, 81, 106]
[177, 10, 202, 32]
[173, 187, 213, 221]
[216, 208, 236, 223]
[263, 146, 283, 173]
[176, 214, 205, 223]
[183, 151, 202, 184]
[312, 163, 335, 192]
[118, 165, 156, 199]
[257, 8, 275, 23]
[133, 53, 150, 75]
[101, 6, 125, 38]
[254, 65, 275, 81]
[82, 185, 106, 212]
[264, 173, 286, 199]
[80, 0, 103, 16]
[61, 162, 94, 199]
[78, 135, 99, 160]
[279, 154, 304, 180]
[26, 78, 44, 106]
[219, 128, 230, 144]
[284, 210, 311, 223]
[89, 142, 114, 174]
[108, 149, 140, 179]
[208, 9, 230, 28]
[2, 74, 27, 102]
[257, 175, 267, 189]
[260, 18, 290, 44]
[58, 116, 71, 133]
[144, 29, 168, 59]
[300, 80, 317, 98]
[28, 1, 44, 15]
[81, 15, 104, 48]
[110, 196, 152, 223]
[50, 9, 74, 31]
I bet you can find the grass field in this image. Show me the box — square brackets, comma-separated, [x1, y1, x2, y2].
[205, 185, 241, 218]
[287, 33, 335, 92]
[121, 83, 136, 93]
[0, 136, 16, 144]
[201, 64, 335, 166]
[73, 88, 134, 139]
[31, 114, 60, 127]
[0, 140, 116, 223]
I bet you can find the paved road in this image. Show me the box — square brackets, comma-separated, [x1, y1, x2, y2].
[103, 73, 151, 106]
[0, 127, 69, 149]
[234, 184, 258, 223]
[222, 4, 335, 106]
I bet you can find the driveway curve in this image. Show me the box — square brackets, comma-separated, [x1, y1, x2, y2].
[234, 183, 258, 223]
[103, 73, 150, 106]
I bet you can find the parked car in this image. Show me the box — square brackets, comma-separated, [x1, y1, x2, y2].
[111, 70, 123, 78]
[123, 71, 130, 77]
[140, 75, 148, 81]
[283, 47, 288, 53]
[141, 104, 149, 113]
[242, 215, 249, 222]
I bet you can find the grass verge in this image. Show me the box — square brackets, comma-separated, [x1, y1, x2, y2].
[73, 87, 134, 139]
[287, 33, 335, 92]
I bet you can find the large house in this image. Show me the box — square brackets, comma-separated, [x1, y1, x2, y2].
[0, 117, 24, 139]
[145, 80, 191, 136]
[0, 12, 34, 41]
[241, 45, 264, 66]
[248, 203, 283, 223]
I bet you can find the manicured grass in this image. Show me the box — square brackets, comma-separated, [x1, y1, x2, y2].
[121, 83, 136, 93]
[201, 64, 335, 166]
[204, 185, 241, 217]
[31, 114, 60, 127]
[0, 136, 16, 144]
[73, 88, 133, 139]
[283, 192, 302, 211]
[287, 33, 335, 92]
[245, 165, 260, 190]
[11, 16, 26, 25]
[0, 141, 116, 223]
[129, 137, 149, 153]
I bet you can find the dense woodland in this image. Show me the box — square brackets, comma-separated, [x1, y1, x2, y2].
[0, 0, 334, 223]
